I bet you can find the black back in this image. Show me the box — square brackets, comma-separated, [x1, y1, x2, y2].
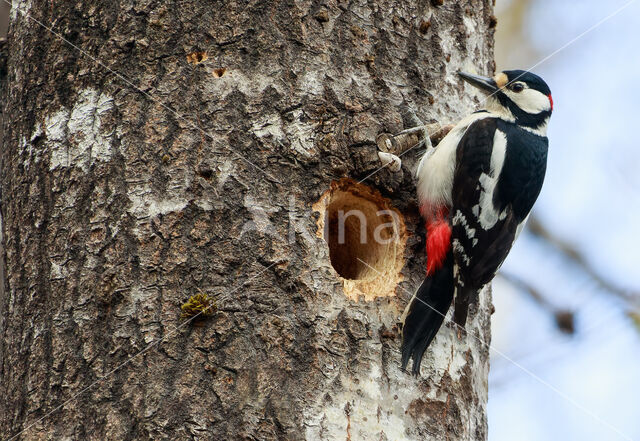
[493, 119, 548, 219]
[450, 117, 548, 320]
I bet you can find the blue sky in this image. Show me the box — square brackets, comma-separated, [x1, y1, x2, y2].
[490, 0, 640, 440]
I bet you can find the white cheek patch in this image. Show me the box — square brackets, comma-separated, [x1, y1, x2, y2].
[505, 88, 551, 114]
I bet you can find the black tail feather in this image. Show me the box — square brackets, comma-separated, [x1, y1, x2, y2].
[452, 262, 481, 329]
[401, 252, 455, 375]
[452, 283, 478, 328]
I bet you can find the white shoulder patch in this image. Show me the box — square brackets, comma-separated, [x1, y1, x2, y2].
[474, 129, 507, 230]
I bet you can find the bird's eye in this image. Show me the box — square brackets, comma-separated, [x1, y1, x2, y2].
[510, 83, 524, 92]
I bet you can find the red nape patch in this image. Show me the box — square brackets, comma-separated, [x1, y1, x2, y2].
[425, 218, 451, 276]
[548, 94, 554, 111]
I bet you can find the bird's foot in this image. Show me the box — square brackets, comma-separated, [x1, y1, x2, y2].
[375, 122, 453, 172]
[377, 151, 402, 172]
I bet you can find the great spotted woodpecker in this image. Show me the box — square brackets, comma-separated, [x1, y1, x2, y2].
[401, 70, 553, 374]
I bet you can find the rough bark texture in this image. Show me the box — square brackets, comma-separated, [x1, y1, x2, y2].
[0, 0, 495, 440]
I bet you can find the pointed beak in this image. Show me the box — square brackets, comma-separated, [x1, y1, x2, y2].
[457, 71, 499, 94]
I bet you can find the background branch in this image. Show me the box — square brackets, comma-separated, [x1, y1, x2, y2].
[498, 271, 575, 334]
[528, 216, 639, 305]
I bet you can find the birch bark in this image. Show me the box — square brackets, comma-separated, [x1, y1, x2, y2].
[0, 1, 496, 439]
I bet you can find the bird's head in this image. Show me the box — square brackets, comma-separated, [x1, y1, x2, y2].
[458, 69, 553, 134]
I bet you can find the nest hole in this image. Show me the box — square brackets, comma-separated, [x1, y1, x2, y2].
[313, 179, 407, 301]
[325, 192, 390, 280]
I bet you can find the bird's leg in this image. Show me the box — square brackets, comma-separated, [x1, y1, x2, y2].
[376, 122, 453, 171]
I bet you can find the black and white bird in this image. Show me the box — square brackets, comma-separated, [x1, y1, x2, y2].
[401, 70, 553, 374]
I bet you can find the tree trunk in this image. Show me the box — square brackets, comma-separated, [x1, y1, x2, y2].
[0, 1, 496, 440]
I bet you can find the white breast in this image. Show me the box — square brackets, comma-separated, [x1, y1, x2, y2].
[415, 112, 495, 209]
